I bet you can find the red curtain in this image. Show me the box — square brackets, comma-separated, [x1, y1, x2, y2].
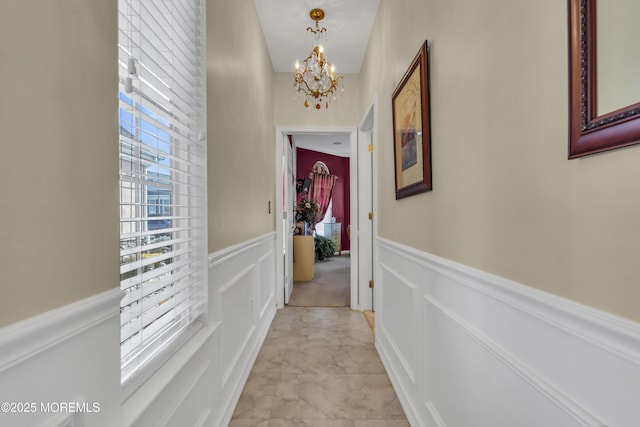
[309, 172, 337, 226]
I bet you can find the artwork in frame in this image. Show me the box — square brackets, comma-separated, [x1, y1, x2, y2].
[391, 40, 432, 200]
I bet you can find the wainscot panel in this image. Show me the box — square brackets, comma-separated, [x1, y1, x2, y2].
[207, 232, 277, 427]
[0, 233, 277, 427]
[0, 288, 122, 427]
[376, 237, 640, 427]
[125, 232, 276, 427]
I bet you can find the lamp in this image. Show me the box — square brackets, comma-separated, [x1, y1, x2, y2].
[293, 8, 343, 109]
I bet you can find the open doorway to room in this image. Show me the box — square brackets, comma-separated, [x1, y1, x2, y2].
[275, 126, 361, 310]
[288, 139, 351, 307]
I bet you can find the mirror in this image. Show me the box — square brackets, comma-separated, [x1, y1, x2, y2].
[596, 1, 640, 115]
[568, 0, 640, 158]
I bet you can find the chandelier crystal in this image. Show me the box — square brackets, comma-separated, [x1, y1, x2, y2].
[293, 8, 343, 109]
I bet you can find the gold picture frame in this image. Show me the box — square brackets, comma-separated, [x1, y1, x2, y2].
[391, 40, 432, 199]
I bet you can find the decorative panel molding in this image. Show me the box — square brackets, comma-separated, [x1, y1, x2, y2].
[0, 289, 122, 427]
[379, 264, 417, 383]
[0, 233, 277, 427]
[208, 232, 277, 427]
[208, 232, 276, 268]
[424, 295, 605, 427]
[257, 251, 276, 319]
[376, 237, 640, 427]
[0, 288, 122, 373]
[425, 401, 446, 427]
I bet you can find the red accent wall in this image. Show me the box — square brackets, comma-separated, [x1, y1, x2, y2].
[296, 147, 350, 251]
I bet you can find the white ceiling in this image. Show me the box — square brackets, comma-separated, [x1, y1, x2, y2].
[253, 0, 380, 74]
[254, 0, 379, 157]
[292, 133, 351, 157]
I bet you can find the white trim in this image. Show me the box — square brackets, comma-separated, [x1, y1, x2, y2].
[376, 236, 640, 427]
[378, 237, 640, 364]
[120, 322, 219, 425]
[209, 233, 277, 427]
[0, 287, 122, 373]
[356, 96, 377, 311]
[425, 401, 447, 427]
[375, 332, 421, 427]
[222, 324, 257, 387]
[425, 295, 606, 427]
[194, 409, 211, 427]
[379, 263, 417, 382]
[208, 231, 276, 267]
[257, 252, 276, 319]
[378, 323, 415, 383]
[124, 234, 276, 427]
[217, 264, 256, 295]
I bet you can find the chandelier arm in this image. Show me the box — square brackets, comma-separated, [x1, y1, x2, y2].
[295, 74, 318, 97]
[295, 69, 342, 98]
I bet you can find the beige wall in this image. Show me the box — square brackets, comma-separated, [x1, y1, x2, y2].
[361, 0, 640, 322]
[0, 0, 119, 326]
[206, 0, 276, 252]
[274, 72, 361, 127]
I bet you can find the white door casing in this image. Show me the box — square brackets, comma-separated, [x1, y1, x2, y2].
[357, 97, 376, 311]
[283, 136, 294, 304]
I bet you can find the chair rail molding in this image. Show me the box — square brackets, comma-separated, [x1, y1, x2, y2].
[0, 288, 123, 373]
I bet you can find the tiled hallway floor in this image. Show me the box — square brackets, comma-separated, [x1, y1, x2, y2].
[230, 307, 409, 426]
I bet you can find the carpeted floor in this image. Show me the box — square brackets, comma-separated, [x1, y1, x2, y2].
[288, 254, 350, 307]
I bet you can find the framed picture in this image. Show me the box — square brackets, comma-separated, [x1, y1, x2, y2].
[391, 40, 432, 199]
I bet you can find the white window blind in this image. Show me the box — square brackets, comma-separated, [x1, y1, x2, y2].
[118, 0, 207, 386]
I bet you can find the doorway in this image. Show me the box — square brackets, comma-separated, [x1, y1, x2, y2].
[275, 126, 360, 309]
[358, 100, 376, 312]
[289, 144, 350, 307]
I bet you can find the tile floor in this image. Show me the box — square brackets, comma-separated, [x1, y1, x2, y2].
[230, 307, 409, 426]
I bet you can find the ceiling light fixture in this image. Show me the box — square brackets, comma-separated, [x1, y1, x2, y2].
[294, 8, 343, 109]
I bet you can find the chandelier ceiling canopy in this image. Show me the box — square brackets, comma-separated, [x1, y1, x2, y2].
[293, 8, 344, 109]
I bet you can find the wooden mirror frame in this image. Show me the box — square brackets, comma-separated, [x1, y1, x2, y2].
[568, 0, 640, 158]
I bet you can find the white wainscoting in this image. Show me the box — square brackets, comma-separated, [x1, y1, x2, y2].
[376, 237, 640, 427]
[206, 232, 277, 427]
[0, 232, 277, 427]
[127, 231, 277, 427]
[0, 288, 122, 427]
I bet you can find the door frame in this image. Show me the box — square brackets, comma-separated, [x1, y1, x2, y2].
[357, 96, 377, 312]
[275, 125, 359, 309]
[283, 134, 295, 304]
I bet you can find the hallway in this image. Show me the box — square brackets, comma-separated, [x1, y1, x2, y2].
[288, 255, 351, 307]
[230, 307, 409, 426]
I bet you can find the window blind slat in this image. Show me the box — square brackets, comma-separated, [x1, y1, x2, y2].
[119, 254, 199, 293]
[119, 0, 206, 386]
[121, 283, 203, 355]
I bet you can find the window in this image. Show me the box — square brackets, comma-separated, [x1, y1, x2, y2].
[118, 0, 207, 388]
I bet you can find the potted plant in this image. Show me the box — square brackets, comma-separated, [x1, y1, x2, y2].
[314, 235, 336, 261]
[295, 198, 320, 235]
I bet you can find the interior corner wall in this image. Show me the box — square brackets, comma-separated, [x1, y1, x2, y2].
[360, 0, 640, 322]
[296, 148, 351, 251]
[206, 0, 276, 253]
[0, 0, 119, 326]
[273, 72, 361, 126]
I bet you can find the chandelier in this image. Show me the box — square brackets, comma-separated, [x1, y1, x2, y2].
[294, 8, 343, 109]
